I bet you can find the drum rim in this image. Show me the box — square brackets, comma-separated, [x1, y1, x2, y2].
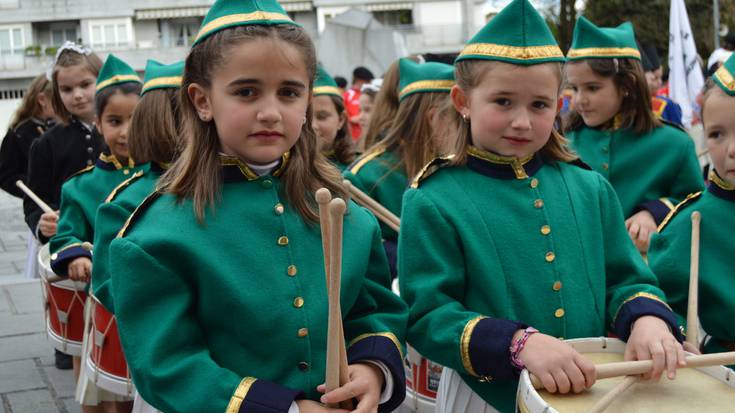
[84, 355, 135, 396]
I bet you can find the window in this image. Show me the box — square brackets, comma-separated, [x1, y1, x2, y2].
[372, 10, 413, 27]
[51, 28, 77, 46]
[89, 19, 132, 49]
[0, 25, 23, 56]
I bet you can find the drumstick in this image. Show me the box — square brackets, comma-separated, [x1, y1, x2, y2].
[586, 375, 639, 413]
[342, 179, 400, 232]
[686, 211, 701, 348]
[697, 148, 709, 158]
[16, 180, 55, 215]
[326, 198, 352, 409]
[530, 351, 735, 389]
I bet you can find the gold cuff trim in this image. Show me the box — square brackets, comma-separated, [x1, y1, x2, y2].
[96, 75, 142, 92]
[348, 332, 404, 359]
[710, 169, 735, 191]
[348, 144, 388, 175]
[399, 80, 454, 100]
[467, 145, 533, 179]
[142, 76, 182, 93]
[714, 65, 735, 93]
[613, 292, 671, 323]
[53, 242, 84, 257]
[461, 316, 485, 377]
[657, 191, 703, 232]
[196, 12, 293, 43]
[459, 43, 564, 61]
[567, 47, 641, 60]
[659, 197, 676, 212]
[225, 377, 257, 413]
[314, 86, 343, 97]
[105, 171, 145, 203]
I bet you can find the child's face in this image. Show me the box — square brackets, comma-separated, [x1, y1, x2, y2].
[56, 65, 97, 122]
[566, 61, 624, 127]
[453, 62, 558, 159]
[312, 95, 345, 151]
[703, 88, 735, 185]
[98, 92, 139, 160]
[190, 37, 310, 165]
[358, 94, 373, 130]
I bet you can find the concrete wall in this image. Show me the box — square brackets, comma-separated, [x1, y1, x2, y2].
[0, 99, 21, 136]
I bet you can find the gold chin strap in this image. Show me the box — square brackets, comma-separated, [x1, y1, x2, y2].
[467, 146, 534, 179]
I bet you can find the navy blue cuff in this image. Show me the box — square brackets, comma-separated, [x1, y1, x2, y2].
[347, 334, 405, 413]
[634, 199, 672, 225]
[237, 379, 303, 413]
[50, 245, 91, 276]
[613, 296, 684, 342]
[466, 317, 527, 380]
[382, 239, 397, 279]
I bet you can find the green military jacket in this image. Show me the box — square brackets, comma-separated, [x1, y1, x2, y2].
[398, 147, 679, 412]
[50, 153, 147, 276]
[324, 151, 349, 172]
[108, 154, 408, 413]
[91, 163, 164, 313]
[649, 171, 735, 356]
[566, 123, 704, 224]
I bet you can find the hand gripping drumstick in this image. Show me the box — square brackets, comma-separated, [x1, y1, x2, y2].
[342, 179, 400, 232]
[586, 375, 639, 413]
[16, 180, 56, 215]
[686, 211, 701, 348]
[530, 351, 735, 389]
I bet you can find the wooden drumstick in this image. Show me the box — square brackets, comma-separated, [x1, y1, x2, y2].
[686, 211, 701, 348]
[16, 180, 56, 215]
[342, 179, 400, 232]
[697, 148, 709, 158]
[326, 198, 352, 409]
[530, 351, 735, 389]
[586, 375, 639, 413]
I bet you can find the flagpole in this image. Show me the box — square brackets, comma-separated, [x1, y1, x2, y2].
[714, 0, 720, 50]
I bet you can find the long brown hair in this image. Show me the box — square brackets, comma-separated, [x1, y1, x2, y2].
[326, 95, 356, 165]
[50, 49, 103, 124]
[563, 58, 660, 135]
[128, 88, 181, 165]
[452, 60, 577, 165]
[360, 58, 405, 150]
[9, 73, 52, 130]
[160, 24, 345, 222]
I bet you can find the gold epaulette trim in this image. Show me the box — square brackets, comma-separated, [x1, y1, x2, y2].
[348, 332, 404, 359]
[410, 154, 455, 188]
[66, 165, 95, 181]
[105, 170, 145, 203]
[348, 144, 388, 175]
[657, 191, 703, 232]
[116, 190, 162, 238]
[225, 377, 257, 413]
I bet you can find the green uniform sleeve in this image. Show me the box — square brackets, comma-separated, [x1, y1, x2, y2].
[49, 184, 92, 276]
[91, 201, 130, 313]
[648, 230, 689, 332]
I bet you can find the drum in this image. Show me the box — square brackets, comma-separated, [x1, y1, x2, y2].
[38, 243, 87, 356]
[85, 295, 134, 397]
[392, 279, 443, 413]
[517, 337, 735, 413]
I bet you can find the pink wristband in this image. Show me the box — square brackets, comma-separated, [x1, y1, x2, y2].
[510, 327, 538, 370]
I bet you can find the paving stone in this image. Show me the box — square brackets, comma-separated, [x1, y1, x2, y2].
[5, 282, 45, 315]
[0, 359, 45, 393]
[63, 397, 82, 413]
[0, 332, 55, 363]
[6, 389, 58, 413]
[42, 365, 77, 399]
[0, 312, 44, 337]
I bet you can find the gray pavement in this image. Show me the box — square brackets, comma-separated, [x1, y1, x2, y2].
[0, 191, 80, 413]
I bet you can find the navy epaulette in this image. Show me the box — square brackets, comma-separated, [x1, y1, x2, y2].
[660, 118, 686, 132]
[65, 165, 95, 182]
[116, 190, 162, 238]
[657, 191, 703, 232]
[105, 170, 145, 203]
[348, 144, 388, 175]
[410, 155, 455, 189]
[568, 157, 593, 170]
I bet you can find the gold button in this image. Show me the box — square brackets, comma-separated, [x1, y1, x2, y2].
[534, 199, 544, 209]
[293, 297, 304, 308]
[540, 225, 551, 235]
[287, 265, 297, 276]
[123, 169, 130, 175]
[261, 179, 273, 189]
[530, 178, 539, 189]
[602, 163, 609, 171]
[298, 328, 308, 337]
[552, 281, 562, 291]
[545, 252, 555, 262]
[277, 236, 289, 246]
[274, 203, 284, 215]
[555, 308, 565, 318]
[51, 253, 58, 260]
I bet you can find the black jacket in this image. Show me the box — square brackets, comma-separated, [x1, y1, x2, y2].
[24, 117, 104, 243]
[0, 118, 49, 198]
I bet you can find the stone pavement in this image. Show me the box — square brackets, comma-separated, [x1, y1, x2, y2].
[0, 191, 81, 413]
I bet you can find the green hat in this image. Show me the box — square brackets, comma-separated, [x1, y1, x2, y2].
[456, 0, 564, 65]
[141, 60, 184, 95]
[96, 54, 141, 94]
[313, 65, 342, 99]
[567, 17, 641, 61]
[398, 59, 454, 101]
[193, 0, 296, 46]
[713, 53, 735, 96]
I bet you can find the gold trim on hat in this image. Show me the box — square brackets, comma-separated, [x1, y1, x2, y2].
[399, 80, 454, 99]
[459, 43, 564, 61]
[96, 75, 142, 92]
[567, 47, 641, 60]
[195, 11, 293, 43]
[714, 65, 735, 92]
[142, 76, 183, 93]
[313, 86, 343, 97]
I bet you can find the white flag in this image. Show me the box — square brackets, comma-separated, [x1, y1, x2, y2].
[668, 0, 704, 128]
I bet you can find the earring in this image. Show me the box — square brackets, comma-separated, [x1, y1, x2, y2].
[199, 113, 210, 121]
[303, 116, 307, 125]
[462, 113, 470, 122]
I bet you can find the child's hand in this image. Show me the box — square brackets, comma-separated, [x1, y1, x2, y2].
[519, 332, 596, 394]
[295, 400, 349, 413]
[625, 210, 657, 253]
[318, 363, 384, 413]
[39, 211, 58, 237]
[68, 257, 92, 282]
[625, 315, 686, 381]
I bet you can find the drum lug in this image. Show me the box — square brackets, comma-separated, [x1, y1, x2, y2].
[57, 310, 68, 324]
[94, 331, 105, 347]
